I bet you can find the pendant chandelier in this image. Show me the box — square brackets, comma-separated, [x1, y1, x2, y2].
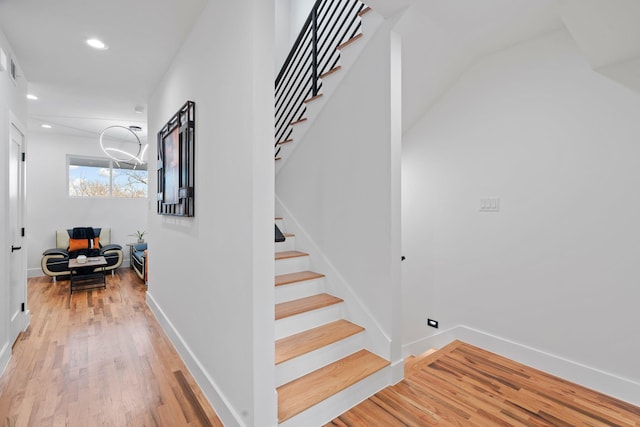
[99, 125, 148, 167]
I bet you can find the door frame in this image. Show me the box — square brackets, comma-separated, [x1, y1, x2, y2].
[7, 111, 29, 345]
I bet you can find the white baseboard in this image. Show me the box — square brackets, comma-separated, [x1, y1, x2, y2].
[145, 291, 244, 427]
[0, 341, 10, 378]
[0, 312, 32, 378]
[402, 325, 640, 407]
[389, 357, 404, 384]
[27, 267, 43, 278]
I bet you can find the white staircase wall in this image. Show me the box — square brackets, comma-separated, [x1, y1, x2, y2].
[275, 18, 403, 381]
[275, 277, 325, 304]
[275, 304, 343, 339]
[275, 254, 310, 275]
[276, 332, 365, 386]
[275, 235, 296, 252]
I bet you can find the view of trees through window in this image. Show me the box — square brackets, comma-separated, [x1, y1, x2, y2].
[68, 156, 148, 198]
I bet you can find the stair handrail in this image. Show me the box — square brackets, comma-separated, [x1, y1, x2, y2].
[275, 0, 321, 89]
[275, 0, 366, 158]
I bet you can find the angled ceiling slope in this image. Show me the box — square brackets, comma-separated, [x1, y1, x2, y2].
[560, 0, 640, 93]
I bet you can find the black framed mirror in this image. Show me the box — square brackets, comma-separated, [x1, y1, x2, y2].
[157, 100, 195, 217]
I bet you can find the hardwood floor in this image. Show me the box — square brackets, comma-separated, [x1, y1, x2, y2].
[327, 340, 640, 426]
[6, 272, 639, 426]
[0, 270, 222, 427]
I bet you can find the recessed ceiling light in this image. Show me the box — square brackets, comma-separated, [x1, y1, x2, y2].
[41, 124, 52, 129]
[86, 38, 108, 50]
[27, 94, 38, 100]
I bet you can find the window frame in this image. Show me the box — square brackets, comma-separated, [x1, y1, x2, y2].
[67, 154, 148, 199]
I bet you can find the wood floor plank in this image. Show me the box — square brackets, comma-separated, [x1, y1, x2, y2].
[0, 271, 223, 427]
[326, 341, 640, 426]
[278, 349, 389, 422]
[275, 293, 342, 320]
[275, 319, 364, 364]
[404, 348, 437, 375]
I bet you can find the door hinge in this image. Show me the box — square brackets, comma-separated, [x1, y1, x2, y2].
[21, 302, 25, 312]
[21, 152, 25, 162]
[21, 227, 25, 237]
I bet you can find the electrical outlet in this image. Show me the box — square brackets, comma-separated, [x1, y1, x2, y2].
[427, 318, 438, 329]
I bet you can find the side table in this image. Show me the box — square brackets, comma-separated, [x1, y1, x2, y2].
[68, 256, 107, 293]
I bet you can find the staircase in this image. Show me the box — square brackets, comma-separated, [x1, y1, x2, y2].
[274, 0, 373, 164]
[274, 217, 389, 426]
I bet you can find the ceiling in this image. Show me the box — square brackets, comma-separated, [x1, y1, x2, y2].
[0, 0, 208, 142]
[1, 0, 638, 143]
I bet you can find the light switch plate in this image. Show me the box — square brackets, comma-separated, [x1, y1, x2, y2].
[480, 197, 500, 212]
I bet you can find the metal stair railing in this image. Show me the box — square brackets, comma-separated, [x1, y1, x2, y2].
[275, 0, 367, 159]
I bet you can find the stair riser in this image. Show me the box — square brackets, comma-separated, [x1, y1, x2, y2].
[275, 305, 342, 340]
[275, 218, 285, 231]
[275, 236, 296, 252]
[276, 333, 364, 387]
[278, 366, 390, 427]
[275, 278, 324, 304]
[275, 256, 310, 275]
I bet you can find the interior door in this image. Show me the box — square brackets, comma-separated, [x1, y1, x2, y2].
[9, 120, 27, 343]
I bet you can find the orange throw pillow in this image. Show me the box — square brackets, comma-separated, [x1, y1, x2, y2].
[68, 237, 100, 252]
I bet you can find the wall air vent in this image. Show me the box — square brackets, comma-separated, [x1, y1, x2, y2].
[0, 48, 7, 72]
[10, 57, 17, 81]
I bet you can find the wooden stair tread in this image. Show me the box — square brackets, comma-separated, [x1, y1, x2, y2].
[275, 271, 325, 287]
[277, 138, 293, 145]
[275, 293, 342, 320]
[277, 349, 389, 422]
[275, 250, 308, 261]
[304, 94, 323, 104]
[358, 6, 371, 16]
[290, 117, 308, 126]
[275, 320, 364, 365]
[283, 233, 294, 238]
[320, 65, 342, 79]
[337, 33, 363, 50]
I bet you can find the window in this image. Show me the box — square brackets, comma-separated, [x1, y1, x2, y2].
[68, 156, 148, 198]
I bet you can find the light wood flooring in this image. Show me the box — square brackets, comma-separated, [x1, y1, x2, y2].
[327, 340, 640, 426]
[0, 270, 222, 427]
[5, 272, 639, 426]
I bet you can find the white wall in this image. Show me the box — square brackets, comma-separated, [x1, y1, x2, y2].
[25, 132, 148, 276]
[0, 25, 28, 374]
[274, 0, 291, 71]
[274, 0, 316, 71]
[276, 23, 402, 366]
[146, 0, 275, 425]
[402, 29, 640, 401]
